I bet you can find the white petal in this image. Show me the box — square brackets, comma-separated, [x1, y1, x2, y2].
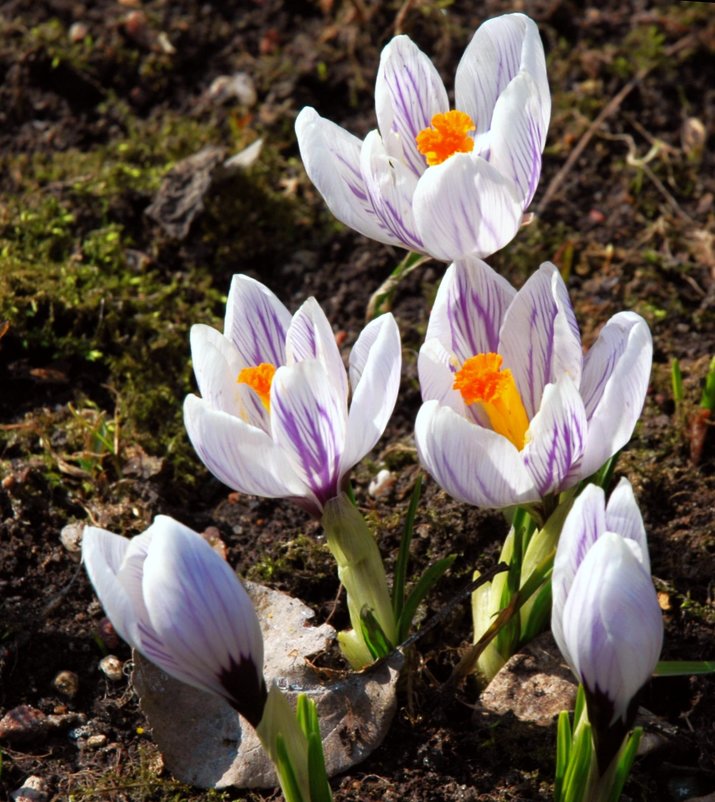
[426, 258, 516, 361]
[415, 400, 538, 509]
[605, 477, 650, 574]
[455, 13, 550, 136]
[522, 376, 587, 497]
[142, 517, 264, 707]
[360, 130, 424, 252]
[562, 533, 663, 725]
[286, 297, 348, 401]
[183, 394, 310, 501]
[82, 527, 139, 649]
[341, 314, 401, 477]
[487, 71, 547, 207]
[551, 484, 606, 664]
[578, 312, 652, 478]
[375, 34, 449, 177]
[190, 324, 269, 431]
[413, 152, 523, 261]
[499, 262, 582, 419]
[295, 107, 406, 248]
[223, 274, 291, 367]
[271, 360, 347, 509]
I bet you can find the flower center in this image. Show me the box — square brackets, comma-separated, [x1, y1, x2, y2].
[415, 110, 476, 166]
[453, 353, 529, 450]
[237, 362, 276, 411]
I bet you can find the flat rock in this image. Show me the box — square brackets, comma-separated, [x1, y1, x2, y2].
[479, 633, 577, 726]
[133, 581, 401, 789]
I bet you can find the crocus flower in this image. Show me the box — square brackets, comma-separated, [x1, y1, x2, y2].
[414, 258, 652, 512]
[551, 480, 662, 766]
[183, 274, 402, 517]
[295, 12, 550, 262]
[82, 515, 267, 726]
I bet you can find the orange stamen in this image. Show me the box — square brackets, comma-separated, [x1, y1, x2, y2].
[237, 362, 276, 411]
[453, 353, 530, 450]
[416, 110, 476, 166]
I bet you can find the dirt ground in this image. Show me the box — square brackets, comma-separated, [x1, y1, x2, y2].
[0, 0, 713, 800]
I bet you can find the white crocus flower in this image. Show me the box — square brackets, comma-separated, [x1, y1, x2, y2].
[415, 258, 652, 511]
[82, 515, 267, 726]
[183, 274, 402, 517]
[295, 12, 550, 262]
[551, 480, 663, 729]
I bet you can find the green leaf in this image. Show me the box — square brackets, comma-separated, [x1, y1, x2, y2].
[275, 733, 306, 802]
[366, 251, 431, 319]
[397, 554, 456, 643]
[563, 720, 593, 802]
[699, 355, 715, 411]
[654, 659, 715, 676]
[307, 731, 333, 802]
[392, 475, 422, 620]
[554, 710, 573, 802]
[607, 727, 642, 802]
[359, 606, 393, 660]
[671, 357, 684, 404]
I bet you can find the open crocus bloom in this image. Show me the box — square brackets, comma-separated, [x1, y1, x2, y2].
[415, 258, 652, 510]
[295, 13, 550, 262]
[82, 515, 267, 726]
[551, 480, 663, 728]
[184, 274, 402, 517]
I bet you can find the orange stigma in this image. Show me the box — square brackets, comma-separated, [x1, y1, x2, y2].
[453, 353, 529, 450]
[416, 110, 476, 166]
[237, 362, 276, 411]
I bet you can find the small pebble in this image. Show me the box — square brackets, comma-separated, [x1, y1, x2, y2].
[10, 775, 47, 802]
[68, 22, 89, 43]
[86, 733, 107, 748]
[52, 670, 79, 699]
[0, 705, 48, 743]
[97, 617, 120, 649]
[99, 655, 124, 682]
[368, 468, 395, 498]
[59, 522, 83, 555]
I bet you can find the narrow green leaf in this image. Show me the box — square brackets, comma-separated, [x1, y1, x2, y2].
[359, 606, 393, 660]
[607, 727, 642, 802]
[392, 475, 422, 620]
[397, 554, 455, 642]
[554, 710, 573, 802]
[671, 357, 684, 404]
[699, 355, 715, 411]
[563, 721, 592, 802]
[275, 733, 305, 802]
[307, 731, 333, 802]
[654, 659, 715, 676]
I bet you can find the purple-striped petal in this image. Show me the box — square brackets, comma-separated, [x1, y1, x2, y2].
[360, 130, 424, 252]
[286, 297, 348, 401]
[605, 477, 650, 574]
[375, 34, 449, 178]
[488, 72, 546, 207]
[223, 274, 292, 368]
[455, 13, 550, 136]
[415, 400, 539, 508]
[341, 314, 401, 478]
[295, 107, 406, 248]
[499, 263, 582, 419]
[561, 533, 663, 725]
[413, 151, 523, 261]
[183, 394, 310, 502]
[426, 258, 516, 362]
[271, 360, 347, 508]
[521, 376, 587, 497]
[550, 483, 607, 662]
[578, 312, 652, 478]
[142, 517, 265, 710]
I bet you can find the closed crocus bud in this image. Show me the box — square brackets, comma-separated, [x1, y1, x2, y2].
[551, 481, 663, 770]
[82, 515, 267, 727]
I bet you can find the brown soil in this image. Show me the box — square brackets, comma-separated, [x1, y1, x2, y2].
[0, 1, 713, 801]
